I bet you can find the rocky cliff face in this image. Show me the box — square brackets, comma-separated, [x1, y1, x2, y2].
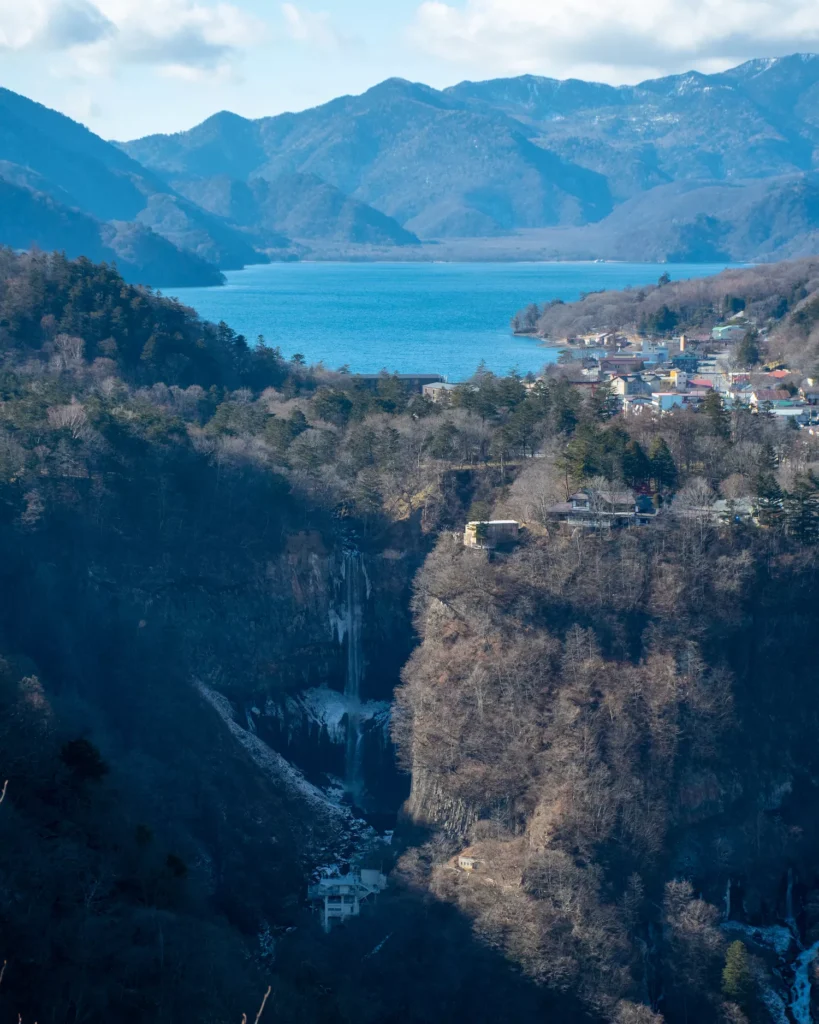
[238, 541, 417, 816]
[393, 527, 819, 1022]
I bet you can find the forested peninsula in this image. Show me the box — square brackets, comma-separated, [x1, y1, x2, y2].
[4, 251, 819, 1023]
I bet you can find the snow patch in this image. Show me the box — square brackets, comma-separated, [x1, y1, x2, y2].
[299, 687, 351, 744]
[762, 986, 790, 1024]
[364, 933, 393, 959]
[195, 678, 347, 819]
[722, 921, 794, 956]
[294, 687, 391, 745]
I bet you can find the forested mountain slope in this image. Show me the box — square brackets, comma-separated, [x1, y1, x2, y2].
[122, 53, 819, 258]
[123, 79, 615, 239]
[0, 250, 589, 1023]
[7, 252, 819, 1022]
[515, 256, 819, 368]
[0, 88, 274, 284]
[173, 171, 419, 248]
[0, 178, 227, 287]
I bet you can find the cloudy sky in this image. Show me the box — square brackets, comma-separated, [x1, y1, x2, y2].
[1, 0, 818, 141]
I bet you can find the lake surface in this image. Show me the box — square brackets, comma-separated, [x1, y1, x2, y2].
[171, 261, 736, 381]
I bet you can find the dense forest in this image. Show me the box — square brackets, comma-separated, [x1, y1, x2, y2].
[514, 257, 819, 365]
[4, 250, 819, 1022]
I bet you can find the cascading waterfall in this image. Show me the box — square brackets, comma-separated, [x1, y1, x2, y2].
[342, 549, 367, 803]
[787, 868, 797, 934]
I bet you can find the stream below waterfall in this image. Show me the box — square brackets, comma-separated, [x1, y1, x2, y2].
[723, 876, 819, 1022]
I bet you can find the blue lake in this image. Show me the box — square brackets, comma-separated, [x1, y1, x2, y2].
[171, 261, 735, 381]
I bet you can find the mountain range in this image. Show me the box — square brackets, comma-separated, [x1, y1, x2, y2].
[6, 54, 819, 283]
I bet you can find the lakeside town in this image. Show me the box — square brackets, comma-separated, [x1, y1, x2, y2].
[418, 306, 819, 427]
[435, 305, 819, 540]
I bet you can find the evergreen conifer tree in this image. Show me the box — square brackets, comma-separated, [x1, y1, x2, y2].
[759, 441, 778, 473]
[591, 378, 618, 421]
[736, 329, 761, 368]
[702, 389, 731, 439]
[622, 440, 651, 489]
[722, 940, 753, 1010]
[649, 437, 678, 492]
[783, 474, 819, 542]
[754, 471, 784, 527]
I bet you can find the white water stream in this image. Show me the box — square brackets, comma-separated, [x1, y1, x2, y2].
[723, 873, 819, 1023]
[791, 941, 819, 1024]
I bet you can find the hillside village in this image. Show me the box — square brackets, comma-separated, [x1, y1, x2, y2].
[456, 302, 819, 538]
[549, 318, 819, 426]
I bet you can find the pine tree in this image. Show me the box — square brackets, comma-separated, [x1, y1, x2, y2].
[649, 437, 678, 492]
[521, 303, 541, 332]
[702, 389, 730, 439]
[722, 940, 753, 1009]
[759, 441, 778, 473]
[736, 329, 761, 368]
[622, 440, 651, 489]
[754, 471, 784, 528]
[590, 378, 618, 421]
[783, 474, 819, 542]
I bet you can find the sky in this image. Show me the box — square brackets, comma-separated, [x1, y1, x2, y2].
[1, 0, 819, 141]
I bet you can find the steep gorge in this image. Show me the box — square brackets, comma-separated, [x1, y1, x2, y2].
[391, 526, 819, 1022]
[251, 543, 413, 819]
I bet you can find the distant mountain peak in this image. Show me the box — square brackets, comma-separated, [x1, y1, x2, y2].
[725, 52, 819, 78]
[9, 52, 819, 267]
[361, 77, 456, 109]
[200, 110, 252, 129]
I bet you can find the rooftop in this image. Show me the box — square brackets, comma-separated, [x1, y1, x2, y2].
[467, 520, 519, 526]
[754, 389, 791, 401]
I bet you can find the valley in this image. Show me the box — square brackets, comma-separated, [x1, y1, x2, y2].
[4, 250, 819, 1022]
[7, 0, 819, 1014]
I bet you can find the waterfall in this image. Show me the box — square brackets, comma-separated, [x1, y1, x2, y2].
[786, 868, 798, 935]
[724, 879, 732, 922]
[342, 549, 366, 803]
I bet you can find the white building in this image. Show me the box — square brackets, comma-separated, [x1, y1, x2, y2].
[651, 392, 686, 413]
[712, 324, 747, 342]
[309, 869, 388, 931]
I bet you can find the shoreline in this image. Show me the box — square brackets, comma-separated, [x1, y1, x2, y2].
[513, 330, 574, 349]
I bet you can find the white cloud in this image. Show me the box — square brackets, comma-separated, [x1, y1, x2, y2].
[281, 3, 344, 52]
[411, 0, 819, 82]
[0, 0, 263, 78]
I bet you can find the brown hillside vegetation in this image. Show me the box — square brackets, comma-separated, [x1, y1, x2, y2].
[517, 257, 819, 362]
[395, 517, 819, 1021]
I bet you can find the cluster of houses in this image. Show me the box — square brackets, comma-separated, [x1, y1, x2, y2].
[559, 327, 819, 427]
[463, 496, 659, 544]
[421, 312, 818, 427]
[464, 489, 762, 541]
